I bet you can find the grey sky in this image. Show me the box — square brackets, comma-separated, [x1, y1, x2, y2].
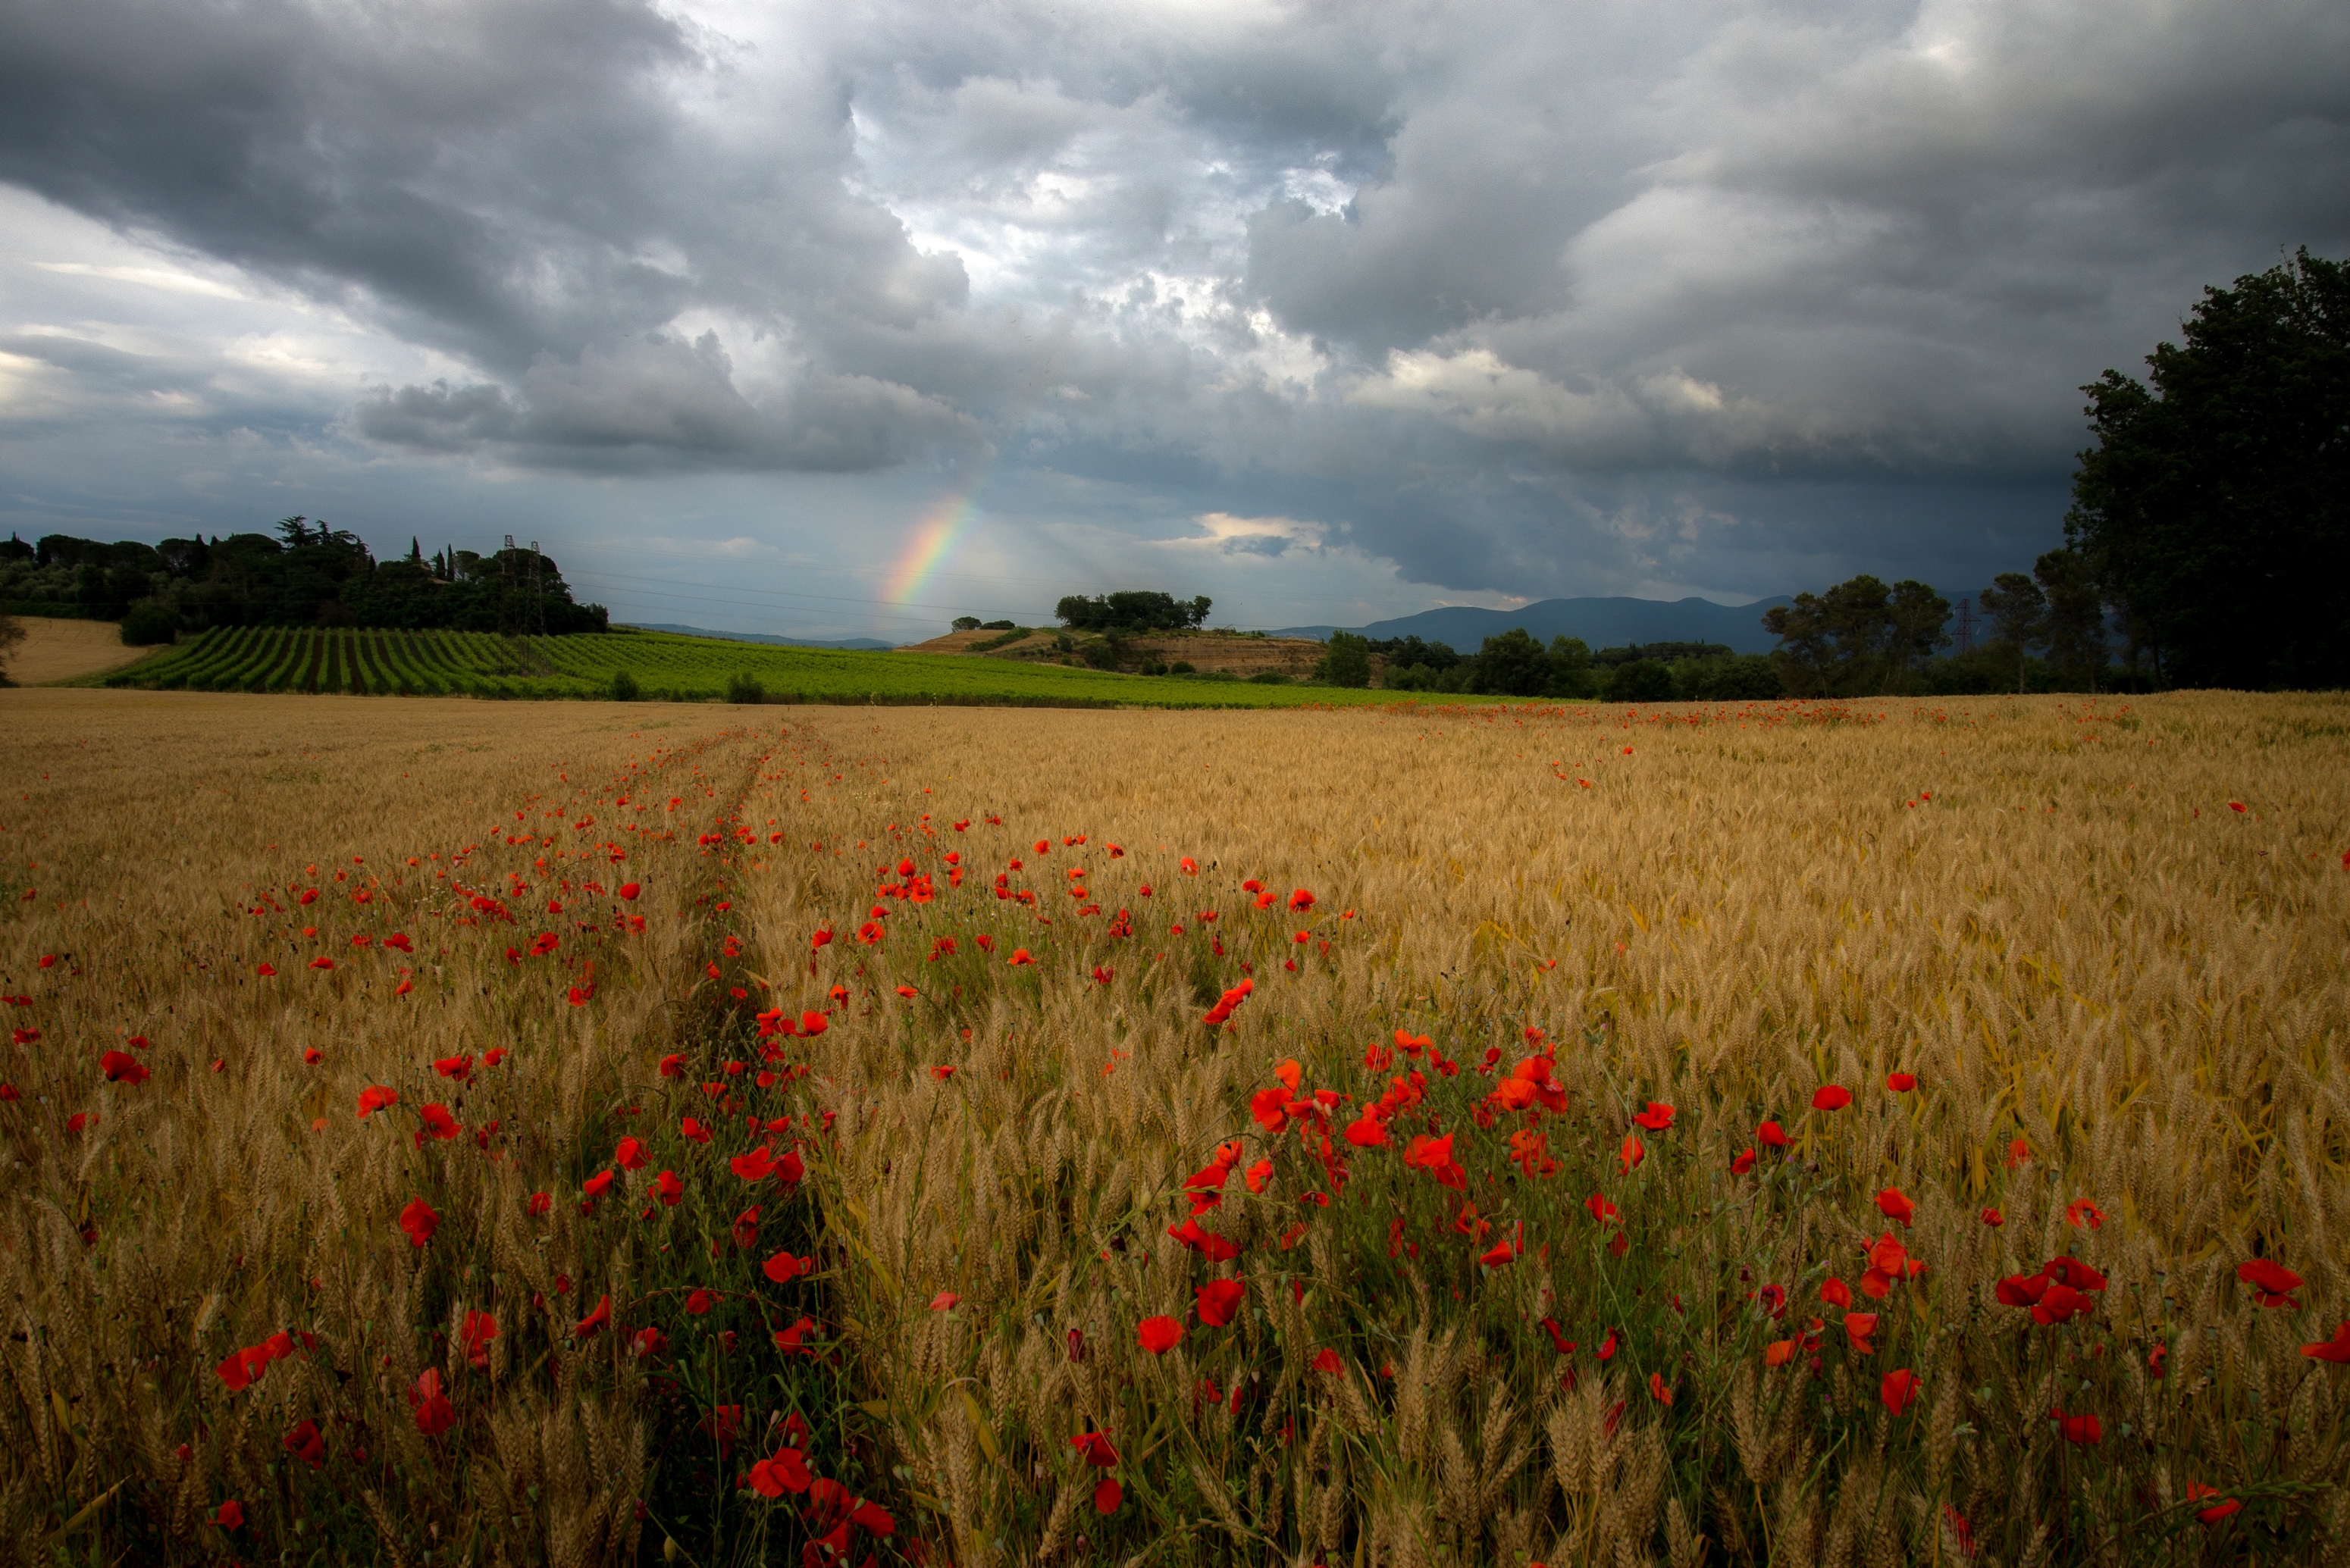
[2, 0, 2343, 640]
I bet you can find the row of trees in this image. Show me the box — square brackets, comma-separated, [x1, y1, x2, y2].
[1308, 629, 1781, 700]
[1052, 591, 1213, 633]
[0, 520, 607, 640]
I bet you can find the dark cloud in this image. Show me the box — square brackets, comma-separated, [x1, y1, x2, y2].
[2, 0, 2344, 613]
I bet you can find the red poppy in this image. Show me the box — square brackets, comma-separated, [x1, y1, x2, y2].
[1885, 1072, 1916, 1092]
[1632, 1102, 1675, 1131]
[100, 1050, 149, 1086]
[1403, 1134, 1468, 1191]
[1844, 1313, 1878, 1353]
[1481, 1235, 1518, 1268]
[614, 1136, 648, 1171]
[764, 1250, 813, 1283]
[1311, 1348, 1342, 1374]
[1166, 1217, 1241, 1263]
[731, 1144, 779, 1181]
[1137, 1316, 1183, 1355]
[1094, 1476, 1123, 1513]
[2237, 1258, 2302, 1309]
[2228, 801, 2246, 812]
[1757, 1120, 1788, 1147]
[418, 1103, 460, 1141]
[460, 1310, 497, 1369]
[2051, 1408, 2101, 1444]
[1811, 1084, 1852, 1111]
[1009, 948, 1035, 966]
[749, 1447, 813, 1497]
[2187, 1482, 2241, 1523]
[399, 1198, 439, 1247]
[1197, 1278, 1247, 1326]
[1762, 1339, 1796, 1367]
[2302, 1322, 2350, 1363]
[1980, 1207, 2004, 1227]
[1343, 1110, 1390, 1147]
[618, 883, 641, 900]
[410, 1368, 456, 1436]
[1820, 1276, 1852, 1308]
[1730, 1147, 1756, 1175]
[651, 1169, 683, 1207]
[256, 962, 277, 977]
[1649, 1371, 1673, 1405]
[929, 1290, 959, 1311]
[433, 1054, 472, 1081]
[213, 1500, 244, 1529]
[1289, 888, 1315, 912]
[283, 1419, 326, 1469]
[1584, 1192, 1620, 1225]
[574, 1294, 612, 1338]
[528, 1191, 553, 1216]
[581, 1169, 615, 1198]
[2065, 1198, 2107, 1230]
[1874, 1188, 1915, 1227]
[1070, 1431, 1119, 1468]
[1881, 1369, 1921, 1415]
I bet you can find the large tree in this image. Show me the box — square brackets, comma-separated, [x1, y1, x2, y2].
[2066, 249, 2348, 690]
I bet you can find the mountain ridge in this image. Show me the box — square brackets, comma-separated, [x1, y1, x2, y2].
[1265, 595, 1792, 655]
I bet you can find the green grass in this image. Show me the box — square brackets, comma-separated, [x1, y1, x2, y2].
[97, 626, 1493, 709]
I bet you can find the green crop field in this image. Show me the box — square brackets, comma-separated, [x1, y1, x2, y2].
[96, 625, 1479, 708]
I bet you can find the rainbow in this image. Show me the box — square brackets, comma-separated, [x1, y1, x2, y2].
[884, 474, 988, 609]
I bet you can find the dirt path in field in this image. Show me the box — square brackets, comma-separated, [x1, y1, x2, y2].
[2, 615, 158, 685]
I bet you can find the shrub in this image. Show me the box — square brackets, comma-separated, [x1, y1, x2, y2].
[118, 599, 180, 646]
[610, 668, 641, 702]
[725, 671, 764, 705]
[1247, 669, 1292, 684]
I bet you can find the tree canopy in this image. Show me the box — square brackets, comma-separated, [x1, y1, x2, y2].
[1761, 575, 1949, 696]
[1054, 591, 1211, 632]
[2066, 249, 2348, 690]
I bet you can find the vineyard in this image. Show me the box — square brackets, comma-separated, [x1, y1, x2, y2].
[97, 626, 1426, 709]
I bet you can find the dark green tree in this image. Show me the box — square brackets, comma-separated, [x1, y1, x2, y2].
[1977, 572, 2048, 693]
[1464, 628, 1552, 696]
[2033, 547, 2107, 690]
[1316, 631, 1371, 687]
[2065, 249, 2348, 689]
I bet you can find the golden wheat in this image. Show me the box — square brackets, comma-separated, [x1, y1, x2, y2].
[0, 687, 2345, 1566]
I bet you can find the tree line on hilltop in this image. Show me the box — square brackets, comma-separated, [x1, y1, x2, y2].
[0, 518, 608, 643]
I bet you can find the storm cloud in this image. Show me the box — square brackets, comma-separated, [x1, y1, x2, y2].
[2, 0, 2344, 631]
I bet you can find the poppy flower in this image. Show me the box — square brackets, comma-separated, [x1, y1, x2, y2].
[1244, 1158, 1273, 1193]
[1763, 1339, 1796, 1367]
[1193, 1277, 1248, 1329]
[1094, 1476, 1122, 1514]
[2188, 1482, 2241, 1523]
[418, 1103, 460, 1142]
[764, 1250, 813, 1283]
[460, 1310, 497, 1368]
[2228, 801, 2246, 813]
[213, 1500, 244, 1529]
[1643, 1370, 1672, 1406]
[1403, 1134, 1468, 1191]
[628, 1325, 667, 1360]
[1980, 1207, 2004, 1227]
[749, 1446, 812, 1497]
[1343, 1110, 1390, 1147]
[1632, 1102, 1675, 1132]
[410, 1368, 456, 1436]
[573, 1294, 613, 1338]
[1584, 1192, 1619, 1225]
[1166, 1217, 1241, 1262]
[255, 962, 277, 977]
[1730, 1147, 1756, 1175]
[100, 1050, 149, 1086]
[1311, 1348, 1342, 1374]
[2283, 1316, 2350, 1367]
[2051, 1408, 2101, 1444]
[1757, 1120, 1788, 1147]
[1811, 1084, 1852, 1111]
[1885, 1072, 1916, 1092]
[1288, 889, 1315, 912]
[1137, 1316, 1183, 1355]
[528, 1191, 553, 1217]
[1874, 1188, 1915, 1226]
[1881, 1369, 1921, 1415]
[2065, 1198, 2107, 1230]
[581, 1169, 615, 1198]
[1009, 948, 1035, 966]
[283, 1419, 326, 1469]
[926, 1289, 959, 1312]
[1844, 1313, 1878, 1353]
[731, 1145, 779, 1181]
[1480, 1236, 1518, 1268]
[1070, 1430, 1118, 1468]
[434, 1054, 472, 1081]
[618, 883, 641, 900]
[1820, 1277, 1853, 1308]
[2237, 1258, 2301, 1308]
[399, 1198, 440, 1247]
[614, 1136, 648, 1171]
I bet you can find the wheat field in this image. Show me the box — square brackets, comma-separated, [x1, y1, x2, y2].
[1, 687, 2345, 1567]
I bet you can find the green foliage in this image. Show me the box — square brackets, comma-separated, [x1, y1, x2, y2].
[1246, 669, 1292, 684]
[1604, 659, 1675, 702]
[0, 521, 609, 634]
[979, 619, 1016, 631]
[109, 628, 1506, 708]
[725, 671, 766, 705]
[118, 599, 180, 646]
[1672, 653, 1783, 701]
[1054, 590, 1211, 631]
[2067, 249, 2348, 690]
[1763, 575, 1950, 696]
[1452, 629, 1599, 698]
[1315, 630, 1372, 687]
[950, 615, 982, 631]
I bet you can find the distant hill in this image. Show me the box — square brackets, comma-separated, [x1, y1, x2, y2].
[623, 622, 895, 651]
[1268, 596, 1792, 655]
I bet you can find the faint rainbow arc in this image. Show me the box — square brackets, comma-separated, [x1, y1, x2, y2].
[883, 474, 989, 609]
